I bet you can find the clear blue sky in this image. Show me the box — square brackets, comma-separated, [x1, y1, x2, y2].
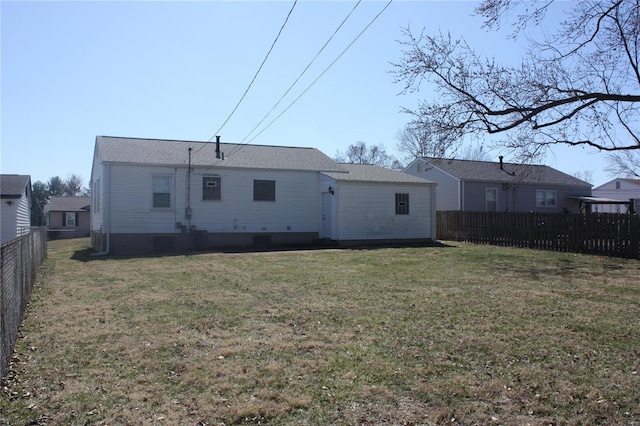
[1, 0, 610, 187]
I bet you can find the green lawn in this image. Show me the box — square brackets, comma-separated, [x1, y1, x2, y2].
[2, 238, 639, 425]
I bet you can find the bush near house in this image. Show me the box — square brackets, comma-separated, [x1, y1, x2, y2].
[1, 238, 639, 425]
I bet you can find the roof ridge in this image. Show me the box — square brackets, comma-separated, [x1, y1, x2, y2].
[97, 135, 316, 150]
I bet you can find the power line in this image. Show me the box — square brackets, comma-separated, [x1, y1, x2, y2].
[244, 0, 393, 145]
[239, 0, 363, 144]
[197, 0, 393, 171]
[208, 0, 298, 143]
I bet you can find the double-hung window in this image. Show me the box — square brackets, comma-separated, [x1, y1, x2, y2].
[395, 193, 410, 215]
[152, 176, 172, 208]
[486, 187, 498, 212]
[64, 212, 77, 227]
[253, 179, 276, 201]
[203, 176, 221, 200]
[536, 189, 556, 208]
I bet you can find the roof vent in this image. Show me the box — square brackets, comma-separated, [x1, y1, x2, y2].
[215, 135, 221, 159]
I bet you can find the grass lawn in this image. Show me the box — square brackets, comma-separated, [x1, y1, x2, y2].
[1, 238, 639, 425]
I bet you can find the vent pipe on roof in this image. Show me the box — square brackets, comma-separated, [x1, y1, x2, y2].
[215, 135, 221, 159]
[499, 155, 504, 170]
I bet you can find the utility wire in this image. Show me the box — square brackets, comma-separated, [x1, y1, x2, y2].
[244, 0, 393, 145]
[208, 0, 298, 143]
[239, 0, 362, 145]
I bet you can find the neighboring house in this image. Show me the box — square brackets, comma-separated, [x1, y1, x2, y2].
[44, 196, 91, 239]
[404, 157, 591, 213]
[91, 136, 436, 255]
[1, 174, 32, 244]
[591, 178, 640, 213]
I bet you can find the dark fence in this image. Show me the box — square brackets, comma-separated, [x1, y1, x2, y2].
[1, 228, 47, 382]
[437, 211, 640, 259]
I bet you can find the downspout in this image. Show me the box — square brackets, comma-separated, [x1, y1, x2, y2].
[91, 164, 111, 256]
[186, 147, 192, 231]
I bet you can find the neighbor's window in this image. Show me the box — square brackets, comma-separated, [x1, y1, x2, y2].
[395, 193, 410, 215]
[254, 179, 276, 201]
[153, 176, 172, 208]
[486, 187, 498, 212]
[203, 176, 221, 200]
[65, 212, 77, 227]
[536, 189, 556, 207]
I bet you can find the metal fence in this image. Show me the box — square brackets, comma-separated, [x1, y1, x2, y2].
[437, 211, 640, 259]
[1, 228, 47, 382]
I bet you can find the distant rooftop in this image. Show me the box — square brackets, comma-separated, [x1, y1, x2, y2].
[422, 157, 591, 187]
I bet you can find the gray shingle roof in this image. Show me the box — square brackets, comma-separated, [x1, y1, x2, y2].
[424, 158, 591, 187]
[1, 174, 31, 198]
[324, 163, 434, 184]
[45, 196, 91, 212]
[96, 136, 347, 173]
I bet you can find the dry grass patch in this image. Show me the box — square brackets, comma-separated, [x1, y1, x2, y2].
[1, 238, 639, 425]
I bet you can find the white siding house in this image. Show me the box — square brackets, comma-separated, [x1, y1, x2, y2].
[90, 136, 436, 255]
[591, 178, 640, 213]
[1, 175, 32, 244]
[320, 164, 435, 243]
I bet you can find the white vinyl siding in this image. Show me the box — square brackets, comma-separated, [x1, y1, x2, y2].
[106, 166, 319, 234]
[405, 159, 460, 210]
[333, 181, 432, 241]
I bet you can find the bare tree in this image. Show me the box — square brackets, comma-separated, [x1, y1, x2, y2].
[458, 144, 490, 161]
[392, 0, 640, 166]
[396, 122, 455, 163]
[572, 170, 594, 184]
[64, 174, 84, 196]
[335, 141, 400, 169]
[606, 151, 640, 178]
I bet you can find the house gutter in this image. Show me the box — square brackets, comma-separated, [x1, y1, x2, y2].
[91, 163, 111, 256]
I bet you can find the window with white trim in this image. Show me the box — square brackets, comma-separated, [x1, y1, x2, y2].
[65, 212, 77, 227]
[203, 176, 221, 200]
[536, 189, 556, 207]
[396, 193, 410, 215]
[486, 187, 498, 212]
[152, 176, 172, 208]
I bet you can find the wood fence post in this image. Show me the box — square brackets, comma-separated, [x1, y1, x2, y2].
[528, 212, 535, 249]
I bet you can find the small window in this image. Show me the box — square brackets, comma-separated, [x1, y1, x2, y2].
[65, 212, 77, 227]
[536, 189, 556, 207]
[153, 176, 171, 208]
[486, 187, 498, 212]
[203, 176, 221, 200]
[254, 180, 276, 201]
[616, 181, 621, 189]
[396, 193, 410, 215]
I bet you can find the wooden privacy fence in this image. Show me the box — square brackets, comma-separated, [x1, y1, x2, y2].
[1, 228, 47, 382]
[437, 211, 640, 259]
